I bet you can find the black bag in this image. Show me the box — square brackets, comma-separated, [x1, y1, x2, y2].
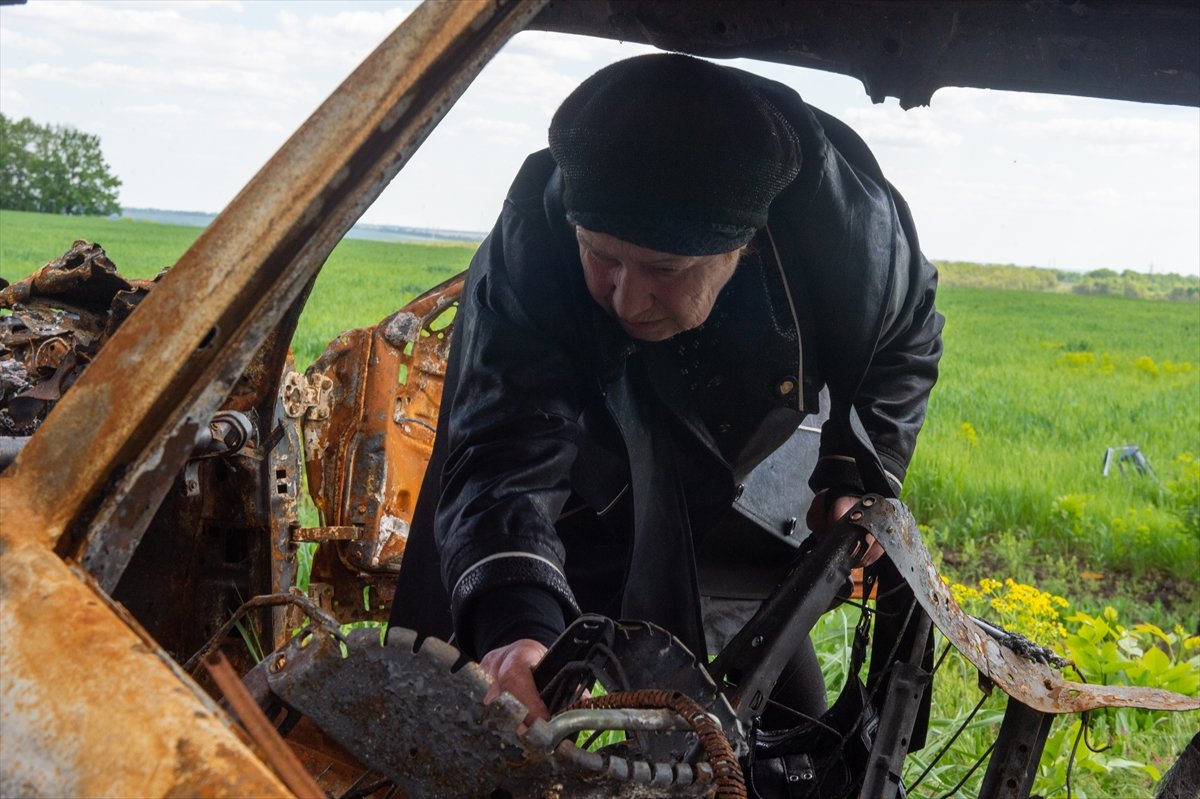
[744, 582, 882, 799]
[744, 672, 878, 799]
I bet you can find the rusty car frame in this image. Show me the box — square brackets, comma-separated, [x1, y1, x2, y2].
[2, 1, 1198, 797]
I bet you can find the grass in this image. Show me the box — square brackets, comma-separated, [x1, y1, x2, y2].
[906, 288, 1200, 627]
[0, 208, 473, 372]
[291, 238, 471, 370]
[3, 209, 1197, 796]
[0, 209, 203, 278]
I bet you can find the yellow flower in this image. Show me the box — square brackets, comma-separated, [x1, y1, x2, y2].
[1133, 355, 1159, 376]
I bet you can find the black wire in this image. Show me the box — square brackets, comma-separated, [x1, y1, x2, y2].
[861, 597, 919, 711]
[758, 702, 846, 740]
[1066, 712, 1087, 799]
[341, 778, 392, 799]
[578, 729, 604, 751]
[906, 689, 990, 794]
[934, 738, 996, 799]
[1081, 709, 1111, 754]
[746, 717, 763, 799]
[540, 660, 597, 711]
[594, 642, 631, 691]
[814, 595, 918, 796]
[336, 770, 374, 799]
[870, 579, 914, 604]
[929, 639, 953, 678]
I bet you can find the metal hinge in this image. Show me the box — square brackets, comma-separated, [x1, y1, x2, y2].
[291, 526, 363, 543]
[282, 372, 334, 420]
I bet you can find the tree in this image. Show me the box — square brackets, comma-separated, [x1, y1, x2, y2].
[0, 113, 121, 216]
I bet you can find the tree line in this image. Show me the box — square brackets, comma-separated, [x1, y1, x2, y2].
[0, 113, 121, 217]
[937, 261, 1199, 301]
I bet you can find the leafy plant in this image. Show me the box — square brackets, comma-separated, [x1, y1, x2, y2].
[1063, 609, 1199, 698]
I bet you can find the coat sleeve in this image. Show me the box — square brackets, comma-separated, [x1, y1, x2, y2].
[835, 228, 943, 494]
[432, 173, 590, 649]
[792, 107, 944, 497]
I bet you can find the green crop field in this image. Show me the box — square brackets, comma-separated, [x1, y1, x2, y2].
[3, 209, 1197, 796]
[910, 289, 1199, 587]
[0, 209, 476, 370]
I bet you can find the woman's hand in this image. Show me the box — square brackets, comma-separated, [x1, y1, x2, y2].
[806, 489, 884, 566]
[479, 638, 551, 725]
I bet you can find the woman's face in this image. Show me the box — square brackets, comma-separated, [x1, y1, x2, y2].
[576, 227, 744, 342]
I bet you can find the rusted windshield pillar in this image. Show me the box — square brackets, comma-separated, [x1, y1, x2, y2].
[0, 1, 546, 795]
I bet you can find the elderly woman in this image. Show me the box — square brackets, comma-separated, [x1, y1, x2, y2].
[390, 53, 943, 722]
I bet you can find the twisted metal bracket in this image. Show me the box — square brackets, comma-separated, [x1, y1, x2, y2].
[853, 495, 1199, 715]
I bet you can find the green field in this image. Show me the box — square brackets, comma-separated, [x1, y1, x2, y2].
[3, 210, 1197, 796]
[0, 209, 476, 370]
[910, 289, 1199, 593]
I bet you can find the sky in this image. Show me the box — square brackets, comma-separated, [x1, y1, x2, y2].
[1, 0, 1198, 276]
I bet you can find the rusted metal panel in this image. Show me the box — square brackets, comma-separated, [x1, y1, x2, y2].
[0, 0, 546, 563]
[299, 273, 462, 622]
[0, 536, 292, 798]
[0, 241, 156, 439]
[2, 242, 306, 659]
[304, 272, 462, 568]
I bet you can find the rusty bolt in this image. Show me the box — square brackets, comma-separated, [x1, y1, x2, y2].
[33, 337, 71, 371]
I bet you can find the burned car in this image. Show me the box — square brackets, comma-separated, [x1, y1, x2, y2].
[2, 1, 1198, 798]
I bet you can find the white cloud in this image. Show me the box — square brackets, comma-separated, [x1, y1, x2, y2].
[1083, 186, 1123, 207]
[7, 63, 84, 86]
[3, 1, 407, 81]
[149, 0, 244, 9]
[457, 117, 532, 145]
[10, 1, 187, 38]
[0, 25, 58, 53]
[840, 106, 963, 149]
[476, 51, 582, 106]
[222, 116, 289, 135]
[0, 85, 27, 112]
[305, 7, 410, 38]
[515, 31, 655, 64]
[11, 60, 318, 104]
[1001, 93, 1070, 114]
[116, 103, 196, 118]
[1011, 116, 1200, 153]
[925, 88, 993, 124]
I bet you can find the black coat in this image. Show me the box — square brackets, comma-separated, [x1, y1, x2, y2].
[391, 72, 943, 659]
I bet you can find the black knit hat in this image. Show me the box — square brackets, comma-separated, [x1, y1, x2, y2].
[549, 53, 802, 256]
